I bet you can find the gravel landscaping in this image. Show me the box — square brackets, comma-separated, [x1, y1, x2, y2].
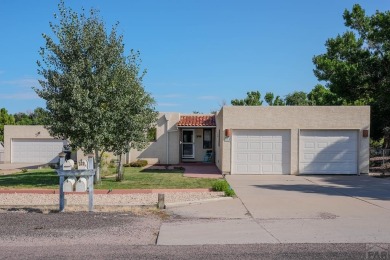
[0, 192, 226, 207]
[0, 211, 162, 246]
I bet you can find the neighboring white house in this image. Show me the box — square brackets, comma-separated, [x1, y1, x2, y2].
[3, 106, 370, 175]
[3, 125, 68, 165]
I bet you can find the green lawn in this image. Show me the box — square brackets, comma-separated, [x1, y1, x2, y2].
[0, 167, 220, 190]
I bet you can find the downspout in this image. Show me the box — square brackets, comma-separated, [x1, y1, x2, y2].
[164, 114, 170, 165]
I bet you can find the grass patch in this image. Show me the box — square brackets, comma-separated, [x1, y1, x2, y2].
[0, 169, 58, 189]
[97, 167, 217, 190]
[212, 179, 236, 197]
[0, 167, 220, 190]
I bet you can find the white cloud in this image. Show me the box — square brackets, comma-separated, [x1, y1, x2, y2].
[0, 92, 39, 100]
[159, 93, 185, 98]
[198, 95, 220, 100]
[0, 78, 39, 88]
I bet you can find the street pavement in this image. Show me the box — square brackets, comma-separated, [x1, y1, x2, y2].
[158, 174, 390, 245]
[0, 244, 373, 260]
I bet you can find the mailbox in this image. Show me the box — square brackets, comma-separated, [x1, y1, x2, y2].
[63, 177, 76, 192]
[75, 177, 88, 192]
[77, 159, 88, 170]
[57, 153, 95, 212]
[63, 159, 75, 171]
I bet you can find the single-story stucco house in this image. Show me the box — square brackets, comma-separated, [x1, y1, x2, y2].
[3, 106, 370, 175]
[0, 142, 4, 163]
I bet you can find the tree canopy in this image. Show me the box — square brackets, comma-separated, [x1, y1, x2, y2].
[313, 4, 390, 138]
[0, 108, 15, 142]
[284, 91, 310, 106]
[14, 107, 48, 125]
[264, 92, 285, 106]
[307, 84, 343, 106]
[231, 91, 263, 106]
[35, 1, 157, 181]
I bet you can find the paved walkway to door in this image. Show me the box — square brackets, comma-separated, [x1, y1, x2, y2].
[180, 163, 223, 179]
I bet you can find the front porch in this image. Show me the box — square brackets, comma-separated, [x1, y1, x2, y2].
[177, 115, 216, 164]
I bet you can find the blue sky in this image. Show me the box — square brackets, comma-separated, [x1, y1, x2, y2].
[0, 1, 389, 114]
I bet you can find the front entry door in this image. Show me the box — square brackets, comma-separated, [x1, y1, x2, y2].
[182, 130, 194, 158]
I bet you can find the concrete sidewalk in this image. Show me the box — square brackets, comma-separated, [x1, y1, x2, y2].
[157, 174, 390, 245]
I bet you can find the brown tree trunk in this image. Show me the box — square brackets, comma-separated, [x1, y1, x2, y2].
[94, 149, 101, 184]
[116, 154, 124, 181]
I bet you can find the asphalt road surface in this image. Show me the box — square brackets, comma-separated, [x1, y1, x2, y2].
[0, 209, 382, 259]
[0, 243, 373, 260]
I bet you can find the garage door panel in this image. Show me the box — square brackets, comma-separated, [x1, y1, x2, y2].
[301, 151, 355, 163]
[261, 153, 273, 162]
[301, 162, 355, 174]
[299, 130, 358, 174]
[12, 139, 66, 163]
[232, 130, 290, 174]
[248, 164, 260, 172]
[274, 154, 282, 162]
[237, 142, 248, 149]
[249, 142, 261, 149]
[249, 153, 261, 162]
[236, 153, 248, 162]
[261, 164, 274, 174]
[261, 142, 273, 150]
[236, 164, 248, 173]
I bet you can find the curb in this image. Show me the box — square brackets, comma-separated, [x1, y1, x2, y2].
[0, 197, 232, 209]
[165, 197, 233, 208]
[0, 188, 213, 195]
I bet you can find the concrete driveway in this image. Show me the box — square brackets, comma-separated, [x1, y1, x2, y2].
[227, 174, 390, 219]
[158, 174, 390, 245]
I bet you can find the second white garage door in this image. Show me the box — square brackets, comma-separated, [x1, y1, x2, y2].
[232, 130, 290, 174]
[12, 139, 66, 163]
[299, 130, 358, 174]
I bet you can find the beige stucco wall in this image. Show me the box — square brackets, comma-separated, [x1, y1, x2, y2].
[220, 106, 370, 175]
[3, 113, 181, 166]
[215, 110, 223, 170]
[4, 125, 132, 164]
[129, 112, 180, 164]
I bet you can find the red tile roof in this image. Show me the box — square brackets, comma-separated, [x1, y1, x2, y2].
[177, 115, 216, 127]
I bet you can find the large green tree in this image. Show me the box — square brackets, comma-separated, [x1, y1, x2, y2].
[0, 108, 15, 142]
[284, 91, 310, 106]
[35, 1, 157, 182]
[231, 91, 263, 106]
[307, 84, 343, 105]
[313, 4, 390, 138]
[264, 92, 285, 106]
[14, 107, 48, 125]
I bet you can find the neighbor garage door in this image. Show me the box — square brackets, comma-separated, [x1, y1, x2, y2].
[232, 130, 290, 174]
[12, 139, 66, 163]
[299, 130, 358, 174]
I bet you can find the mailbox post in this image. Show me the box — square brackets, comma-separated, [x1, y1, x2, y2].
[57, 153, 95, 212]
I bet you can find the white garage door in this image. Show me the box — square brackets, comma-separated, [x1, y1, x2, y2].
[232, 130, 290, 174]
[299, 130, 358, 174]
[12, 139, 66, 163]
